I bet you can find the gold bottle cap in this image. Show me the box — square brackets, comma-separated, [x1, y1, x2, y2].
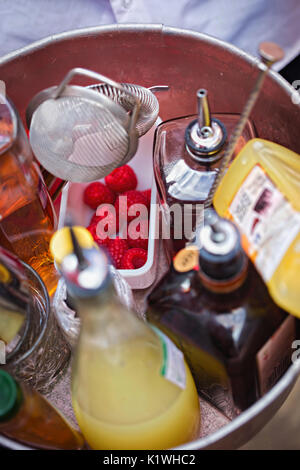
[173, 245, 199, 273]
[50, 226, 94, 266]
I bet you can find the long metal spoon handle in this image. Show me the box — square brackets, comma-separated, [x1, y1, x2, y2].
[205, 42, 284, 209]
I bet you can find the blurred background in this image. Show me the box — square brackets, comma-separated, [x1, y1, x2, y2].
[0, 0, 299, 76]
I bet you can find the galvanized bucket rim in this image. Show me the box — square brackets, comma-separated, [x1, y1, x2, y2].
[0, 23, 296, 101]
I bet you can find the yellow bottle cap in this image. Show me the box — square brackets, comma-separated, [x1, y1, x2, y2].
[0, 263, 11, 284]
[50, 226, 94, 266]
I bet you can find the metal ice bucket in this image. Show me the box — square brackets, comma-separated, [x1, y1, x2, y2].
[0, 24, 299, 450]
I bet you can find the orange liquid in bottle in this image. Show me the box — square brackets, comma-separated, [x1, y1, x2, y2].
[0, 370, 83, 450]
[0, 149, 58, 296]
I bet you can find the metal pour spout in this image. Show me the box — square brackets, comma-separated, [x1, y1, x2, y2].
[197, 89, 212, 134]
[185, 88, 227, 161]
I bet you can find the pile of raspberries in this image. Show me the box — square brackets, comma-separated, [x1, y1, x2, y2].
[83, 165, 151, 270]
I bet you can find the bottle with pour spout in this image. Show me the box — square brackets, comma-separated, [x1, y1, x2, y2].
[53, 226, 200, 450]
[153, 88, 256, 256]
[146, 211, 295, 417]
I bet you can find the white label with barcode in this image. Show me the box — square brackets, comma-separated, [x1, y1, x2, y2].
[152, 326, 186, 390]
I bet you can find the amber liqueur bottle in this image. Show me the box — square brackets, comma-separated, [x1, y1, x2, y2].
[0, 370, 84, 449]
[146, 213, 296, 418]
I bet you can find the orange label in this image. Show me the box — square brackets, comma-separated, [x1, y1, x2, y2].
[173, 246, 199, 273]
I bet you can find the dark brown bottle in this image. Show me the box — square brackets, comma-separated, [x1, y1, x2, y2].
[146, 212, 295, 418]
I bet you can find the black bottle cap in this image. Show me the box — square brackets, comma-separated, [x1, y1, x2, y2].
[198, 210, 247, 281]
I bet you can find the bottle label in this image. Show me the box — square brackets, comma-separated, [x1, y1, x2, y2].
[256, 315, 295, 395]
[151, 326, 186, 390]
[165, 159, 216, 201]
[226, 164, 300, 281]
[173, 246, 199, 272]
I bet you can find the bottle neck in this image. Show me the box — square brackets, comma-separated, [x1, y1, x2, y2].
[184, 145, 224, 172]
[185, 117, 227, 165]
[75, 278, 118, 317]
[75, 277, 149, 343]
[198, 256, 249, 294]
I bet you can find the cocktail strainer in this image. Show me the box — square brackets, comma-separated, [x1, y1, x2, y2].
[26, 68, 141, 183]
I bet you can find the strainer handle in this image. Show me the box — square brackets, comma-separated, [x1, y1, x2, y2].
[54, 67, 140, 107]
[54, 66, 141, 148]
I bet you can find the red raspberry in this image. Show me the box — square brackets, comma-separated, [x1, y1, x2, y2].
[107, 237, 128, 269]
[115, 190, 148, 228]
[89, 212, 101, 226]
[86, 224, 110, 247]
[87, 203, 118, 238]
[95, 237, 110, 248]
[105, 165, 137, 193]
[121, 248, 148, 270]
[96, 203, 119, 236]
[86, 223, 97, 239]
[89, 210, 117, 231]
[141, 189, 151, 209]
[83, 182, 115, 209]
[126, 219, 149, 250]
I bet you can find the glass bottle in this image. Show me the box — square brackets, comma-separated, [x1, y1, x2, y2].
[146, 212, 295, 417]
[50, 226, 136, 349]
[0, 246, 70, 393]
[0, 370, 83, 449]
[0, 246, 29, 348]
[0, 95, 58, 295]
[56, 227, 200, 450]
[153, 89, 256, 257]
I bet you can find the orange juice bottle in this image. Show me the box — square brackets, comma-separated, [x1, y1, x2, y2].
[53, 227, 200, 450]
[214, 138, 300, 317]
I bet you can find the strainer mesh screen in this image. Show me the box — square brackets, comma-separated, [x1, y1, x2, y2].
[29, 96, 129, 182]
